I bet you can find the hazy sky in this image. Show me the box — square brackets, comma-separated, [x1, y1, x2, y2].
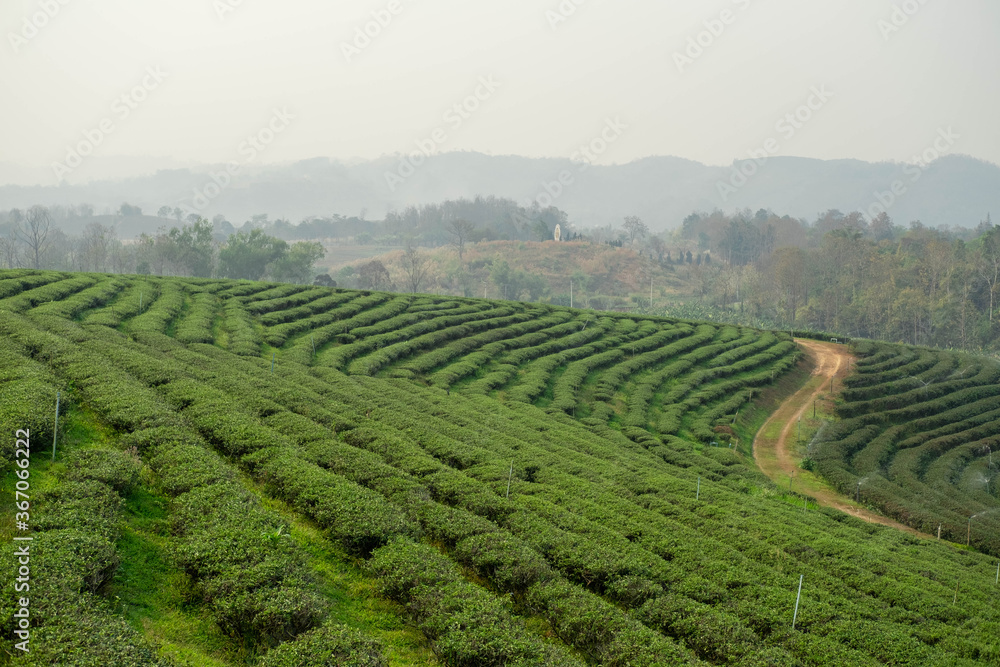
[3, 0, 999, 185]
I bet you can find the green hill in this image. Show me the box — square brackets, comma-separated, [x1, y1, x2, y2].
[815, 341, 1000, 555]
[1, 270, 998, 666]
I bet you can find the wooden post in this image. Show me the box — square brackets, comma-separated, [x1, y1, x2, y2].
[967, 516, 972, 546]
[953, 579, 960, 605]
[51, 391, 60, 462]
[696, 476, 701, 501]
[271, 352, 275, 374]
[937, 524, 941, 540]
[139, 291, 143, 311]
[792, 575, 804, 629]
[995, 562, 999, 585]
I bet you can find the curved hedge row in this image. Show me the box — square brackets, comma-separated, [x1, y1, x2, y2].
[815, 341, 1000, 555]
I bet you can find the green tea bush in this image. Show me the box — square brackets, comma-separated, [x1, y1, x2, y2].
[258, 623, 388, 667]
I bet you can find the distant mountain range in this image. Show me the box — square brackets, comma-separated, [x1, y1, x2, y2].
[1, 152, 996, 233]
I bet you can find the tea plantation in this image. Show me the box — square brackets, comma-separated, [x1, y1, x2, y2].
[814, 340, 1000, 557]
[0, 271, 998, 666]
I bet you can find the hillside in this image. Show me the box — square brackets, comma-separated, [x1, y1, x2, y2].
[814, 341, 1000, 555]
[1, 271, 999, 665]
[333, 240, 704, 309]
[3, 152, 998, 230]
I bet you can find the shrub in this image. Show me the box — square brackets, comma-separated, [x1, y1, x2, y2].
[258, 623, 388, 667]
[65, 448, 143, 494]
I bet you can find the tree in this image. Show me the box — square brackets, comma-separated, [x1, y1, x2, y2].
[649, 236, 667, 263]
[157, 205, 172, 218]
[868, 211, 895, 241]
[168, 219, 216, 277]
[446, 219, 475, 260]
[219, 228, 287, 280]
[772, 247, 807, 324]
[18, 206, 51, 269]
[357, 260, 392, 291]
[119, 202, 142, 217]
[268, 241, 325, 283]
[81, 222, 114, 272]
[314, 274, 337, 288]
[1, 209, 23, 269]
[400, 242, 431, 293]
[623, 215, 648, 245]
[978, 225, 1000, 322]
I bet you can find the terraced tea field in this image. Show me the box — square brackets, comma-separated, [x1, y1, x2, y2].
[1, 270, 998, 666]
[814, 340, 1000, 556]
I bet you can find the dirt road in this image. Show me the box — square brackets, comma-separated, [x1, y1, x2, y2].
[754, 339, 929, 538]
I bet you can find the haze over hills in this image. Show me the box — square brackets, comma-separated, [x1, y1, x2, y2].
[2, 152, 997, 233]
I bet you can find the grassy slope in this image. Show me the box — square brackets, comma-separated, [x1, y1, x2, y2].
[343, 239, 702, 304]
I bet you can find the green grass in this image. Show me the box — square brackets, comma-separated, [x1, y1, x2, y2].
[732, 355, 812, 459]
[60, 397, 437, 666]
[112, 488, 244, 667]
[247, 480, 439, 666]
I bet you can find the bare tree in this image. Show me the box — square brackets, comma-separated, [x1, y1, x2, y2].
[446, 219, 475, 260]
[18, 206, 51, 269]
[1, 209, 23, 269]
[978, 225, 1000, 322]
[81, 223, 114, 272]
[649, 236, 667, 262]
[400, 241, 431, 293]
[622, 215, 649, 245]
[357, 259, 393, 291]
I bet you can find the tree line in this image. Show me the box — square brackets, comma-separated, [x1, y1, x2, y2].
[674, 208, 998, 351]
[0, 206, 325, 283]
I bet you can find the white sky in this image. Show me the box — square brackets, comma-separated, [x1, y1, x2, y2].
[2, 0, 998, 185]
